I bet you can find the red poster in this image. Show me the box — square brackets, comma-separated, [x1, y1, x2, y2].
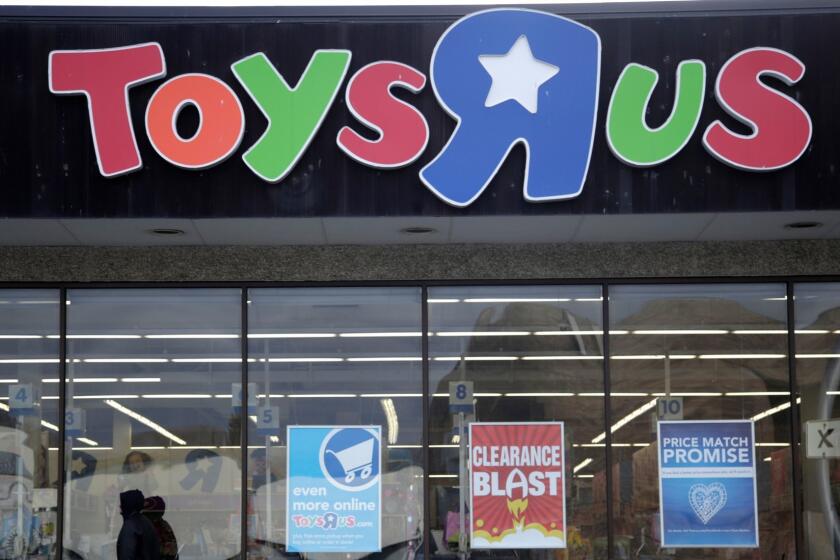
[469, 422, 566, 549]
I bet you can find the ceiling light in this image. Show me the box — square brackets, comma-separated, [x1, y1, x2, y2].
[784, 221, 822, 230]
[400, 226, 437, 234]
[105, 399, 186, 445]
[435, 331, 530, 337]
[339, 332, 421, 337]
[248, 333, 336, 339]
[144, 334, 238, 339]
[147, 228, 186, 236]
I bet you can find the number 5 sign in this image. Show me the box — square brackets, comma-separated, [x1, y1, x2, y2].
[256, 406, 281, 436]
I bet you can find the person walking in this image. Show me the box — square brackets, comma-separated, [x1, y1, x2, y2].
[117, 489, 161, 560]
[143, 496, 179, 560]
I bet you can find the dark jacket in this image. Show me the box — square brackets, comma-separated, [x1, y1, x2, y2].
[117, 490, 161, 560]
[143, 496, 178, 560]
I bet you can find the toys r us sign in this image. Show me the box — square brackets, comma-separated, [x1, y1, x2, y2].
[48, 9, 812, 208]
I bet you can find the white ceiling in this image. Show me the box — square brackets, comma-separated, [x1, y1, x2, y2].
[0, 212, 838, 246]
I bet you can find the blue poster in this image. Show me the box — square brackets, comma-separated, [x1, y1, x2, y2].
[657, 420, 759, 548]
[286, 426, 381, 552]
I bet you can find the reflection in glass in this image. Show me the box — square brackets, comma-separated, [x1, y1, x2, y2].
[795, 283, 840, 559]
[63, 289, 242, 560]
[428, 286, 607, 560]
[246, 288, 423, 560]
[0, 290, 60, 559]
[609, 284, 793, 559]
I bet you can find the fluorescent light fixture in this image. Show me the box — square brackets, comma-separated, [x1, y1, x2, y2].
[0, 379, 18, 383]
[435, 331, 530, 337]
[652, 392, 722, 397]
[346, 357, 422, 362]
[105, 399, 186, 445]
[248, 333, 336, 339]
[752, 398, 800, 422]
[83, 358, 168, 363]
[0, 359, 59, 364]
[610, 330, 630, 335]
[463, 356, 519, 361]
[795, 330, 830, 334]
[141, 394, 212, 399]
[505, 392, 575, 397]
[381, 398, 399, 445]
[255, 394, 285, 398]
[573, 458, 592, 473]
[699, 354, 786, 359]
[121, 377, 162, 383]
[578, 443, 606, 448]
[592, 398, 658, 443]
[474, 392, 503, 397]
[339, 332, 421, 338]
[462, 298, 570, 303]
[41, 420, 59, 432]
[732, 330, 787, 334]
[170, 358, 242, 363]
[389, 444, 422, 449]
[432, 393, 448, 397]
[429, 474, 458, 478]
[72, 394, 139, 399]
[49, 377, 119, 383]
[77, 437, 99, 446]
[67, 334, 142, 339]
[427, 299, 460, 303]
[575, 298, 604, 302]
[755, 442, 789, 447]
[725, 391, 790, 396]
[144, 334, 238, 339]
[433, 357, 461, 361]
[797, 354, 840, 359]
[131, 446, 166, 450]
[631, 329, 729, 335]
[533, 330, 603, 336]
[522, 355, 603, 361]
[287, 394, 357, 398]
[578, 393, 605, 397]
[429, 444, 458, 448]
[0, 335, 44, 339]
[576, 474, 595, 478]
[611, 355, 666, 360]
[270, 435, 281, 443]
[267, 357, 343, 363]
[360, 393, 422, 398]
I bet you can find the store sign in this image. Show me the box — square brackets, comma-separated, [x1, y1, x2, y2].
[47, 9, 811, 208]
[469, 422, 566, 549]
[657, 420, 759, 548]
[286, 426, 381, 553]
[806, 418, 840, 459]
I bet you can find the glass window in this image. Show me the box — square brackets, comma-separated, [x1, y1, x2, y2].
[63, 288, 242, 560]
[794, 283, 840, 559]
[609, 284, 793, 558]
[428, 286, 607, 560]
[246, 287, 424, 560]
[0, 290, 60, 559]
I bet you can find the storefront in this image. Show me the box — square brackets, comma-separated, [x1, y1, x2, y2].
[1, 1, 840, 559]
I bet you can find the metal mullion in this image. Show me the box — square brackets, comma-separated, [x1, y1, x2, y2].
[786, 281, 804, 557]
[421, 286, 431, 560]
[241, 288, 249, 560]
[602, 283, 614, 559]
[56, 287, 67, 560]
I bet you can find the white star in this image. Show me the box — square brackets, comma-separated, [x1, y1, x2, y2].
[478, 36, 560, 114]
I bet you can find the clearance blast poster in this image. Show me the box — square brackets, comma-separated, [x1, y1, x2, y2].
[469, 422, 566, 549]
[657, 420, 759, 548]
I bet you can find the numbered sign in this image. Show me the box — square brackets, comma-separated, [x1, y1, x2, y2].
[9, 383, 35, 416]
[657, 397, 684, 420]
[65, 407, 86, 437]
[232, 383, 257, 414]
[256, 406, 281, 436]
[449, 381, 474, 414]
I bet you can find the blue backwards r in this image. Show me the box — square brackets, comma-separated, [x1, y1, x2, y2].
[420, 9, 601, 207]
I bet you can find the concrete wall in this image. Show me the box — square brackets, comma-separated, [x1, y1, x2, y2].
[1, 239, 839, 283]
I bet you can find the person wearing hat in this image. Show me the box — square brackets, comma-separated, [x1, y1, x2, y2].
[143, 496, 179, 560]
[117, 490, 161, 560]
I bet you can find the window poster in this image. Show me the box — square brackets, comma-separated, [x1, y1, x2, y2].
[469, 422, 566, 549]
[286, 426, 382, 553]
[657, 420, 759, 548]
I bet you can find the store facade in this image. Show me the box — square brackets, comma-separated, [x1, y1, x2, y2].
[2, 1, 840, 559]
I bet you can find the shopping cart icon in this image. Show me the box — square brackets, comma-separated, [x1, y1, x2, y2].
[326, 438, 375, 483]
